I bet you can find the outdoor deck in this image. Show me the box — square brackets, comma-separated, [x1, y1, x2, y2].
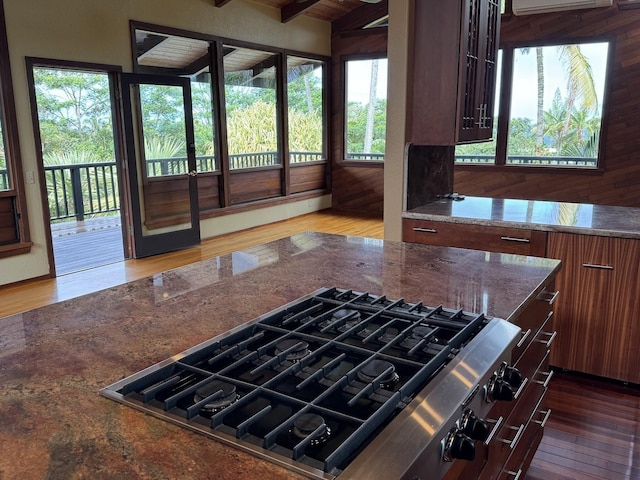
[51, 216, 124, 275]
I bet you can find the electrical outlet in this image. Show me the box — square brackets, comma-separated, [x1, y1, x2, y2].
[26, 171, 35, 184]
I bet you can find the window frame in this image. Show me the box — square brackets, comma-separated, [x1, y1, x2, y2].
[455, 35, 615, 174]
[0, 0, 31, 257]
[340, 53, 387, 167]
[130, 21, 331, 211]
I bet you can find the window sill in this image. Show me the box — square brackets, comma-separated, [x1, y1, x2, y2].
[0, 241, 33, 259]
[454, 163, 605, 175]
[339, 160, 384, 168]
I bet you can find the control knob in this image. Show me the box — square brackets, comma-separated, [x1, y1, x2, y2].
[443, 429, 476, 462]
[461, 410, 490, 442]
[486, 376, 514, 402]
[502, 365, 523, 389]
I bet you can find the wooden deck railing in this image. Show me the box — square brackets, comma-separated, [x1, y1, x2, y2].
[455, 154, 598, 167]
[39, 151, 597, 223]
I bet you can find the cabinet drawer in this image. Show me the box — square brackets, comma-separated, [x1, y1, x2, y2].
[403, 219, 547, 257]
[512, 290, 556, 364]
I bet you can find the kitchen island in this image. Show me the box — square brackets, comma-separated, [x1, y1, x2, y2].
[0, 232, 560, 479]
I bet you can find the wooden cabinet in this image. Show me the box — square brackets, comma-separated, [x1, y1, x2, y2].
[547, 233, 640, 383]
[403, 219, 547, 257]
[409, 0, 500, 145]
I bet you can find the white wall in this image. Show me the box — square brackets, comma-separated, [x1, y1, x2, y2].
[0, 0, 330, 286]
[383, 1, 412, 242]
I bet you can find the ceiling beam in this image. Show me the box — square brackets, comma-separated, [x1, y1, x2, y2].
[281, 0, 322, 23]
[332, 0, 388, 34]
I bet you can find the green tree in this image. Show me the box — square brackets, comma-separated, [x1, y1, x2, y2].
[34, 68, 115, 162]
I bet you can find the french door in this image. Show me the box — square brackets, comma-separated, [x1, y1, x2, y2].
[121, 73, 200, 258]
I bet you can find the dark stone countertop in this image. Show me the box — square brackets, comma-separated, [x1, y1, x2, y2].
[0, 232, 560, 480]
[404, 196, 640, 239]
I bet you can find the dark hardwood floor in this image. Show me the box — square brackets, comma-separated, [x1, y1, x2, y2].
[527, 370, 640, 480]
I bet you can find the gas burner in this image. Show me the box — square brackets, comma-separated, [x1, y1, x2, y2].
[357, 359, 400, 389]
[275, 339, 311, 362]
[290, 413, 332, 447]
[194, 380, 239, 414]
[332, 308, 361, 331]
[411, 325, 435, 340]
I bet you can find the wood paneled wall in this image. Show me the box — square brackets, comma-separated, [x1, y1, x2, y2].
[329, 2, 640, 213]
[330, 29, 386, 215]
[455, 3, 640, 206]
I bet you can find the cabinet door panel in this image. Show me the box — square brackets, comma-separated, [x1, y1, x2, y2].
[547, 233, 612, 377]
[610, 237, 640, 383]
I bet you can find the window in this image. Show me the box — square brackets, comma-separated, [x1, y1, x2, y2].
[132, 24, 330, 208]
[223, 45, 279, 170]
[0, 0, 29, 252]
[345, 57, 388, 161]
[455, 40, 610, 169]
[287, 56, 325, 163]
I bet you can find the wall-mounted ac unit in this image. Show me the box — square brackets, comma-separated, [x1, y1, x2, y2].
[512, 0, 613, 15]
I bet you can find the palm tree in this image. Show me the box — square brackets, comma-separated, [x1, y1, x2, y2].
[520, 44, 598, 156]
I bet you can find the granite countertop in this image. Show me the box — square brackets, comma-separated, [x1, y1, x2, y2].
[0, 232, 560, 480]
[404, 196, 640, 239]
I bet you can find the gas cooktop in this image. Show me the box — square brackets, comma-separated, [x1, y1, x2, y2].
[101, 287, 521, 479]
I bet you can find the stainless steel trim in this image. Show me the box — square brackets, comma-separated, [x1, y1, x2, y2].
[483, 416, 504, 446]
[534, 409, 552, 428]
[500, 236, 530, 243]
[582, 263, 614, 270]
[537, 331, 557, 348]
[513, 377, 528, 400]
[413, 227, 437, 234]
[534, 370, 554, 389]
[505, 469, 523, 480]
[537, 290, 560, 305]
[516, 329, 531, 348]
[501, 424, 525, 450]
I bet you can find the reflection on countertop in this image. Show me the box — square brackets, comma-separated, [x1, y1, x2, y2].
[404, 196, 640, 238]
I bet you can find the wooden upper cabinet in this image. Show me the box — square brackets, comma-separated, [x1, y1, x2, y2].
[409, 0, 500, 145]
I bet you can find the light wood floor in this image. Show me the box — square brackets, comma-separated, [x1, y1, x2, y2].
[0, 210, 384, 319]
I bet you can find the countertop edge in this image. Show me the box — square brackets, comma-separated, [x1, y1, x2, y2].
[402, 211, 640, 240]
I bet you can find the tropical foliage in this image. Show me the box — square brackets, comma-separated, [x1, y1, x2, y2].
[456, 42, 607, 165]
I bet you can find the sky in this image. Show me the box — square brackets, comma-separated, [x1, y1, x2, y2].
[346, 42, 608, 120]
[499, 42, 608, 119]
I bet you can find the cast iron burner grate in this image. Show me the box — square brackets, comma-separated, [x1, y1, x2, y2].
[100, 287, 491, 479]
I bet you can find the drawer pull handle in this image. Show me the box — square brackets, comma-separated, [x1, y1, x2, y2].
[516, 329, 531, 348]
[537, 330, 557, 348]
[582, 263, 614, 270]
[505, 470, 523, 480]
[534, 369, 555, 388]
[500, 423, 525, 450]
[500, 236, 530, 243]
[537, 290, 560, 305]
[513, 377, 528, 400]
[534, 408, 552, 428]
[413, 227, 437, 234]
[483, 416, 504, 446]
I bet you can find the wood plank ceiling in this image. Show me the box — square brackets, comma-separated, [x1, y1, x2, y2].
[214, 0, 387, 24]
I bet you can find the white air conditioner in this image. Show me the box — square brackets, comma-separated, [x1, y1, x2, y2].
[512, 0, 613, 15]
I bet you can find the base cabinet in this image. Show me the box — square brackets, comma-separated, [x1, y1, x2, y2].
[547, 232, 640, 383]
